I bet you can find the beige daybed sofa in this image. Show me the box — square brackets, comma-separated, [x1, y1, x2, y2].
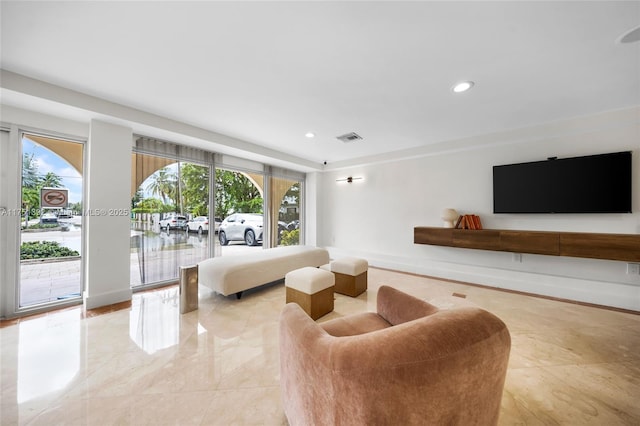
[198, 245, 329, 299]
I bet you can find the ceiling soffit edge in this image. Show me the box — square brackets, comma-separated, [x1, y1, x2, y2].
[0, 69, 321, 173]
[321, 105, 640, 172]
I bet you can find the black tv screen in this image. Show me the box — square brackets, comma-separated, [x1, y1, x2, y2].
[493, 151, 632, 214]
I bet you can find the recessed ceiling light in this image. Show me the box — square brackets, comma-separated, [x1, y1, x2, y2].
[305, 132, 315, 138]
[452, 81, 474, 93]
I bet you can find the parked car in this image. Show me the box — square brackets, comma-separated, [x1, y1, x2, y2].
[40, 212, 58, 224]
[56, 213, 74, 221]
[159, 214, 188, 231]
[218, 213, 263, 246]
[278, 221, 287, 233]
[186, 216, 209, 233]
[214, 217, 222, 234]
[277, 221, 288, 243]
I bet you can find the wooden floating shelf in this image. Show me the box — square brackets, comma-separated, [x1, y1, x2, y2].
[414, 227, 640, 262]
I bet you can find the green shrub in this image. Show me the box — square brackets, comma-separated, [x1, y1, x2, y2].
[280, 229, 299, 246]
[26, 223, 59, 230]
[20, 241, 79, 260]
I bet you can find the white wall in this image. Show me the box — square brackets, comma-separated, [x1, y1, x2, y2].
[304, 172, 319, 247]
[84, 120, 133, 309]
[0, 128, 15, 317]
[318, 107, 640, 311]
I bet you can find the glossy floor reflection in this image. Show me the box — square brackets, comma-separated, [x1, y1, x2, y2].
[1, 268, 639, 425]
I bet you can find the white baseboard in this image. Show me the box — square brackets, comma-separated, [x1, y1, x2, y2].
[324, 246, 640, 312]
[83, 288, 132, 310]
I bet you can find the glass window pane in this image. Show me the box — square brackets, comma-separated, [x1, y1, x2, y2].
[215, 168, 265, 255]
[130, 153, 211, 287]
[20, 133, 83, 307]
[272, 177, 301, 247]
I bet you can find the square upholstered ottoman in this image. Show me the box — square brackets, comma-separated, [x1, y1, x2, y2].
[321, 257, 368, 297]
[285, 267, 335, 320]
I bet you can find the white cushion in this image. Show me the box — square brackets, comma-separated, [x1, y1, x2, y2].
[331, 257, 368, 276]
[286, 267, 334, 294]
[319, 263, 331, 271]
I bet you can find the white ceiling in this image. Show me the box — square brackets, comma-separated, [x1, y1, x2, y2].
[1, 1, 639, 171]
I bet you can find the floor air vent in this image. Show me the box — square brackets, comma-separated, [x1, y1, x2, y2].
[336, 132, 363, 143]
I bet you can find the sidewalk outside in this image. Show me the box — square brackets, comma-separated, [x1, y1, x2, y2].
[18, 232, 256, 307]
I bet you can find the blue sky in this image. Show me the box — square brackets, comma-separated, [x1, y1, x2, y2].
[23, 137, 83, 204]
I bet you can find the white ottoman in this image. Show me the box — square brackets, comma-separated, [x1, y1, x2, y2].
[285, 267, 335, 320]
[321, 257, 368, 297]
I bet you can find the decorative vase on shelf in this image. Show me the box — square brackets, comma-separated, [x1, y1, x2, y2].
[441, 208, 458, 228]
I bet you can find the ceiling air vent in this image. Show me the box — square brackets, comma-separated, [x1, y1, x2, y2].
[336, 132, 363, 143]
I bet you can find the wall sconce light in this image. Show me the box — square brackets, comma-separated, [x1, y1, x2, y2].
[336, 176, 363, 183]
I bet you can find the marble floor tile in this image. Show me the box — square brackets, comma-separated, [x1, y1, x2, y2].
[502, 362, 640, 425]
[1, 267, 639, 425]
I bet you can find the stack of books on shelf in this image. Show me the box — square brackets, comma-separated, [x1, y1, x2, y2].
[455, 214, 483, 230]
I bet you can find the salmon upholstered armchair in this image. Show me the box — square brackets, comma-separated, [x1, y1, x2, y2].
[279, 285, 511, 426]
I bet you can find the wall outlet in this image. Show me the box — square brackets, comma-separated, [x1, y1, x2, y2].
[627, 263, 640, 275]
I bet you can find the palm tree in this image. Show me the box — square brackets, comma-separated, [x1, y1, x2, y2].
[40, 171, 63, 188]
[145, 167, 177, 206]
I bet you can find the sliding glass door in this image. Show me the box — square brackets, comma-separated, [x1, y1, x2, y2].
[130, 151, 212, 288]
[19, 133, 84, 308]
[214, 167, 264, 256]
[271, 177, 301, 247]
[129, 137, 306, 288]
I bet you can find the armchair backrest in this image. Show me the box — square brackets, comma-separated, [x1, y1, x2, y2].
[376, 284, 439, 325]
[280, 286, 511, 426]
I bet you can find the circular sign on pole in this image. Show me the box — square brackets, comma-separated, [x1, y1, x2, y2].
[41, 188, 68, 208]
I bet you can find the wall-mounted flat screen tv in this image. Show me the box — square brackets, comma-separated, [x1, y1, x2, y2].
[493, 151, 632, 213]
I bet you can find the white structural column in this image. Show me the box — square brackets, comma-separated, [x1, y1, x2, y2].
[304, 171, 318, 247]
[84, 120, 133, 309]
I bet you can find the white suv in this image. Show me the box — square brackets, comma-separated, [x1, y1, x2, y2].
[218, 213, 263, 246]
[159, 214, 188, 231]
